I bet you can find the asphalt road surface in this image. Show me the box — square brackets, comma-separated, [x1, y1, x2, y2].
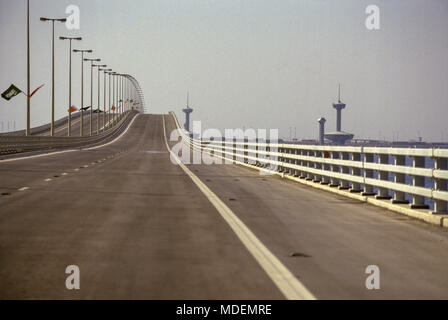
[0, 114, 447, 299]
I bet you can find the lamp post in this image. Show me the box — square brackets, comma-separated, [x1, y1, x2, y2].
[90, 63, 102, 134]
[26, 0, 30, 135]
[116, 73, 121, 123]
[117, 74, 123, 120]
[104, 71, 113, 128]
[101, 69, 112, 131]
[40, 17, 66, 136]
[93, 64, 107, 134]
[84, 58, 101, 135]
[117, 74, 122, 121]
[111, 72, 117, 125]
[127, 77, 131, 113]
[59, 36, 82, 137]
[73, 49, 92, 136]
[121, 75, 124, 118]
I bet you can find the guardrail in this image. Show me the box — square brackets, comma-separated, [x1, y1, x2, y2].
[0, 110, 138, 155]
[0, 112, 84, 137]
[1, 74, 146, 156]
[169, 112, 448, 214]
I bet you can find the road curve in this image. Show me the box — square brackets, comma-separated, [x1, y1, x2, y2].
[0, 114, 447, 299]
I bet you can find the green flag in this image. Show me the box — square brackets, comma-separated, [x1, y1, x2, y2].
[1, 84, 22, 101]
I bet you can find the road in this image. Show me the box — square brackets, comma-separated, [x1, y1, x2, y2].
[0, 114, 447, 299]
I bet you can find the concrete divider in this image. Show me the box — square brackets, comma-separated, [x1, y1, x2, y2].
[0, 110, 138, 155]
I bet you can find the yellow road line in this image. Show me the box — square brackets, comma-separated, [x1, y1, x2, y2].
[162, 116, 316, 300]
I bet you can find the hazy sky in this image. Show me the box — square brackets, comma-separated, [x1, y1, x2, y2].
[1, 0, 447, 141]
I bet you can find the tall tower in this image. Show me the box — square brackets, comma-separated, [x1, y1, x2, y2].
[182, 91, 193, 132]
[332, 84, 346, 132]
[324, 84, 354, 145]
[317, 117, 326, 145]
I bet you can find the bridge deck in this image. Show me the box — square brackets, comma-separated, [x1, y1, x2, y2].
[0, 114, 447, 299]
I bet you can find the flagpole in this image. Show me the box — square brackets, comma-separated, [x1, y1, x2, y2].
[26, 0, 30, 136]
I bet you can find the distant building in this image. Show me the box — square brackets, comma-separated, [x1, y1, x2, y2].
[324, 85, 354, 145]
[182, 92, 193, 132]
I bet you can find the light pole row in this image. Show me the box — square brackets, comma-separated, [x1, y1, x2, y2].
[73, 49, 92, 136]
[38, 22, 136, 137]
[40, 17, 66, 136]
[59, 36, 82, 137]
[26, 2, 142, 136]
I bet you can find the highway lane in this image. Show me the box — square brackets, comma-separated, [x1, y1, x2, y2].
[166, 114, 448, 299]
[0, 114, 283, 299]
[187, 154, 448, 299]
[1, 113, 447, 299]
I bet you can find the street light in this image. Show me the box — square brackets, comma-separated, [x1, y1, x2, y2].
[115, 73, 121, 124]
[105, 71, 114, 128]
[59, 36, 82, 137]
[115, 73, 124, 122]
[101, 69, 112, 131]
[40, 17, 66, 136]
[111, 72, 118, 125]
[120, 75, 124, 118]
[93, 64, 107, 134]
[26, 0, 30, 135]
[73, 49, 92, 136]
[116, 74, 121, 121]
[84, 58, 100, 135]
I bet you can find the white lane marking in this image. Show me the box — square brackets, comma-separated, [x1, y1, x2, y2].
[18, 187, 29, 191]
[74, 168, 79, 171]
[44, 178, 52, 182]
[82, 114, 140, 151]
[62, 173, 68, 176]
[162, 116, 316, 300]
[0, 149, 77, 163]
[99, 115, 117, 131]
[0, 113, 139, 163]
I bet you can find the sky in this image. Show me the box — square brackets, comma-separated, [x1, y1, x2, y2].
[1, 0, 447, 141]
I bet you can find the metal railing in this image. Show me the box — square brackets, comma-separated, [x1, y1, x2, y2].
[0, 110, 138, 155]
[1, 74, 146, 156]
[169, 112, 448, 214]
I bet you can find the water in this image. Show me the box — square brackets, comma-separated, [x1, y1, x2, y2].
[344, 154, 437, 210]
